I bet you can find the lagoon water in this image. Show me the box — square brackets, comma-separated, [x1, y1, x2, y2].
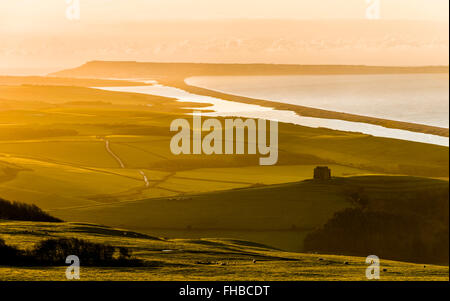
[98, 83, 449, 147]
[186, 74, 450, 128]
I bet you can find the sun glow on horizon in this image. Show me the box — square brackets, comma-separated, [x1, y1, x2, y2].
[0, 0, 448, 71]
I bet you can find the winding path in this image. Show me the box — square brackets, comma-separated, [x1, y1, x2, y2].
[139, 170, 150, 187]
[103, 138, 125, 168]
[101, 137, 153, 190]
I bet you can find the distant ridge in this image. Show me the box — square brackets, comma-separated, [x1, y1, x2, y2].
[50, 61, 449, 138]
[51, 61, 449, 79]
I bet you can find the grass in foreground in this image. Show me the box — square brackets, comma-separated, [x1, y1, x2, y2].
[0, 221, 448, 281]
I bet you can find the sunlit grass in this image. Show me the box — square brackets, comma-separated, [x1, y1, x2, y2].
[0, 221, 448, 281]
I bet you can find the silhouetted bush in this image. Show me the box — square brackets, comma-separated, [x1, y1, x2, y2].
[304, 208, 449, 265]
[0, 198, 62, 222]
[0, 237, 144, 267]
[0, 237, 23, 264]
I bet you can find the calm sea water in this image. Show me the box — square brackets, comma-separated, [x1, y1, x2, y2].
[186, 74, 450, 128]
[99, 83, 449, 147]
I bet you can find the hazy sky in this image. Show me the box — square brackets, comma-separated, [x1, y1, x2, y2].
[0, 0, 448, 31]
[0, 0, 448, 72]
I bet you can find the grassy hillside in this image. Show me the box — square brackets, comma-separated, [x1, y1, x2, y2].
[0, 76, 448, 270]
[0, 220, 447, 281]
[48, 176, 449, 255]
[1, 84, 446, 211]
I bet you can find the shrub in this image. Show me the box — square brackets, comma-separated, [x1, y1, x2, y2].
[0, 237, 144, 267]
[0, 198, 62, 222]
[0, 237, 23, 265]
[304, 208, 449, 265]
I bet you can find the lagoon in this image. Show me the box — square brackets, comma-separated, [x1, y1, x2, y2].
[98, 83, 449, 147]
[186, 74, 449, 128]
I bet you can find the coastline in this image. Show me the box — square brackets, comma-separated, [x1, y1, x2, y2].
[161, 77, 449, 138]
[49, 61, 450, 138]
[99, 83, 449, 147]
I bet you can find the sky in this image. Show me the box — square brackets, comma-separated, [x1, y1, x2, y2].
[0, 0, 448, 31]
[0, 0, 448, 73]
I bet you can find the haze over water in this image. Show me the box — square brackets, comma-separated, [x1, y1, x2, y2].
[186, 74, 450, 128]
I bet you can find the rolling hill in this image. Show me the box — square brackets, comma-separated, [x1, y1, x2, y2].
[0, 220, 448, 281]
[48, 175, 449, 263]
[0, 76, 448, 278]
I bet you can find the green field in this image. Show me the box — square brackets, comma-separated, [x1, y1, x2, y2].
[0, 76, 448, 280]
[0, 221, 447, 281]
[48, 175, 449, 252]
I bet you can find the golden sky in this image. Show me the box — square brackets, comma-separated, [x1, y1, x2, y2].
[0, 0, 448, 73]
[0, 0, 448, 31]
